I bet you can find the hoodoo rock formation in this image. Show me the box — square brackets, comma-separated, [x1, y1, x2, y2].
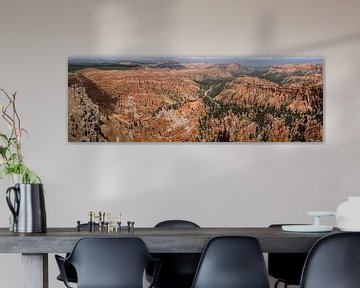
[68, 61, 323, 142]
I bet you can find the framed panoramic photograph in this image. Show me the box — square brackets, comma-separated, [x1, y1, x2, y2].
[68, 56, 323, 142]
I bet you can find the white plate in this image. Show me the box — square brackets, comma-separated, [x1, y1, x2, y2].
[307, 211, 336, 217]
[338, 227, 360, 232]
[282, 225, 333, 232]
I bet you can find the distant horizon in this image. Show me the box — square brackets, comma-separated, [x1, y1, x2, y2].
[68, 56, 323, 67]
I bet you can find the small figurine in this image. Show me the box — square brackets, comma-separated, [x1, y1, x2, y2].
[77, 221, 81, 232]
[127, 221, 135, 233]
[88, 211, 93, 232]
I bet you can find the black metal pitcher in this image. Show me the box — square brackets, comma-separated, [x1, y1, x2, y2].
[6, 183, 47, 233]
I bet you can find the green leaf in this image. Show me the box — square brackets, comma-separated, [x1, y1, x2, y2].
[28, 171, 40, 184]
[21, 128, 29, 137]
[0, 168, 9, 179]
[18, 164, 41, 184]
[11, 165, 20, 174]
[1, 146, 8, 158]
[0, 133, 8, 142]
[10, 153, 17, 160]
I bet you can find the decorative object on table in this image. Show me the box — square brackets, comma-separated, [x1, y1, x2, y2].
[68, 56, 323, 143]
[127, 221, 135, 233]
[282, 211, 335, 232]
[76, 221, 81, 232]
[0, 89, 41, 183]
[6, 183, 46, 233]
[336, 196, 360, 231]
[0, 88, 46, 233]
[79, 211, 122, 232]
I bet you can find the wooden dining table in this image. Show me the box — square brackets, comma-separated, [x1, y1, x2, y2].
[0, 226, 339, 288]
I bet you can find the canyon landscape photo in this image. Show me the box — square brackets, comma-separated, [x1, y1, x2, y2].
[68, 56, 323, 142]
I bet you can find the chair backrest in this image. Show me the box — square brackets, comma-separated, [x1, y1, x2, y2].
[300, 232, 360, 288]
[150, 220, 201, 286]
[191, 236, 270, 288]
[67, 237, 154, 288]
[155, 220, 200, 228]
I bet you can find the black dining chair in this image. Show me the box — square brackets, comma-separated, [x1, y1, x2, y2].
[55, 237, 161, 288]
[56, 223, 99, 284]
[300, 232, 360, 288]
[191, 236, 270, 288]
[268, 224, 308, 288]
[146, 220, 201, 288]
[56, 262, 77, 284]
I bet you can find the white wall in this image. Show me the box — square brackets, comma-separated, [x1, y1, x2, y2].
[1, 0, 360, 287]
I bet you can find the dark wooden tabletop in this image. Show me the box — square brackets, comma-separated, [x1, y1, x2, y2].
[0, 227, 339, 253]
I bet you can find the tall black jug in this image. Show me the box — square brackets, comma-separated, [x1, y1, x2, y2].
[6, 183, 47, 233]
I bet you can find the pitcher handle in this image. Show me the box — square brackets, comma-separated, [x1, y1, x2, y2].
[6, 186, 20, 224]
